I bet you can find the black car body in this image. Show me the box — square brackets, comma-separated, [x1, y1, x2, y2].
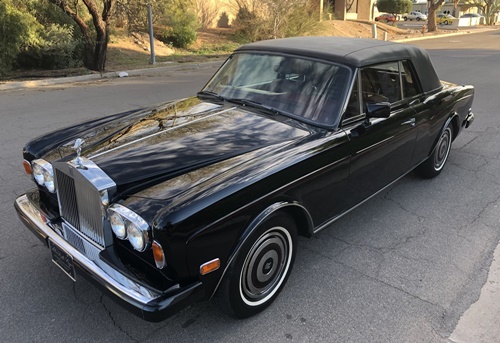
[15, 37, 475, 321]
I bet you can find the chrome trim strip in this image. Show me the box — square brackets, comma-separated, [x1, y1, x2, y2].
[16, 194, 161, 304]
[313, 168, 414, 234]
[355, 136, 394, 155]
[89, 107, 237, 159]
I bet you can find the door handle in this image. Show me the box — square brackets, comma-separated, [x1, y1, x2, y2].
[401, 118, 416, 126]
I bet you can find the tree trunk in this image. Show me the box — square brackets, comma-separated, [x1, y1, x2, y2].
[93, 23, 109, 71]
[428, 9, 437, 32]
[83, 41, 95, 70]
[427, 0, 445, 32]
[50, 0, 115, 72]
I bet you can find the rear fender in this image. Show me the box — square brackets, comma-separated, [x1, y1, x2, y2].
[430, 114, 458, 156]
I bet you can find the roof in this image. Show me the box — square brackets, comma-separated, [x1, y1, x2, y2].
[236, 37, 442, 93]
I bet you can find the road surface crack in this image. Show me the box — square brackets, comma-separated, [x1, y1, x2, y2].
[100, 294, 139, 343]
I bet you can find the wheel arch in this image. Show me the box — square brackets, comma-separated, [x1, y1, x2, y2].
[431, 114, 459, 156]
[450, 113, 460, 141]
[209, 201, 313, 299]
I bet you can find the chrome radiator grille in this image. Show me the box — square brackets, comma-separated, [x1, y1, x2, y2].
[54, 159, 116, 250]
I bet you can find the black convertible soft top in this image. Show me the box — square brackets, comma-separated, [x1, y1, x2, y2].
[236, 36, 442, 93]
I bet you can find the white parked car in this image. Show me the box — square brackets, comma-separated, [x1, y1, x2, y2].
[404, 11, 428, 21]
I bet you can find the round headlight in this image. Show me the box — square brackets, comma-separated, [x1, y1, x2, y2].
[108, 204, 150, 252]
[32, 164, 45, 186]
[110, 212, 126, 239]
[32, 159, 55, 193]
[42, 168, 55, 193]
[127, 222, 146, 252]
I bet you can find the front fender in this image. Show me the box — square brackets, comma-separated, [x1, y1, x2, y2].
[202, 202, 313, 300]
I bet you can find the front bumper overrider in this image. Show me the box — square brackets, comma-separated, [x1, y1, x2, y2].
[14, 191, 204, 322]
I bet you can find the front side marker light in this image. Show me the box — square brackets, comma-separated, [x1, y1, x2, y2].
[200, 258, 221, 275]
[23, 160, 32, 175]
[152, 241, 166, 269]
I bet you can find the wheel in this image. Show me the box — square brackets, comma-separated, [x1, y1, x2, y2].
[416, 17, 421, 21]
[217, 212, 297, 318]
[404, 17, 408, 21]
[444, 20, 448, 25]
[385, 19, 390, 23]
[416, 123, 453, 178]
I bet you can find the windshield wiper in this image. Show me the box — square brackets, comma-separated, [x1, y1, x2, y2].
[197, 90, 225, 101]
[226, 98, 282, 116]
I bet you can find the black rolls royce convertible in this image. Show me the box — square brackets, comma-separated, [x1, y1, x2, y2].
[15, 37, 475, 321]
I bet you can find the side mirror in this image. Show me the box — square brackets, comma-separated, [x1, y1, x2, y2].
[366, 98, 391, 119]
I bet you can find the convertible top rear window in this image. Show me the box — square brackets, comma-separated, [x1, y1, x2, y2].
[203, 53, 351, 126]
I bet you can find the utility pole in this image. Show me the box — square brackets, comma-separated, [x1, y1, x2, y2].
[147, 2, 156, 64]
[320, 0, 324, 21]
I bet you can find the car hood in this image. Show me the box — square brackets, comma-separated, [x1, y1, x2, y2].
[32, 97, 311, 195]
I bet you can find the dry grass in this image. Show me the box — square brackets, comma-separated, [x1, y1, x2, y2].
[2, 22, 457, 81]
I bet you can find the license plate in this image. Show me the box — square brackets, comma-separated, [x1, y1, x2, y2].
[49, 239, 76, 281]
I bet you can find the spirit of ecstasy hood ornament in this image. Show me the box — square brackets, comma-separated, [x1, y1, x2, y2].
[73, 138, 85, 167]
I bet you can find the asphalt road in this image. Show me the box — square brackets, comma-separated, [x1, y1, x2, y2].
[1, 30, 499, 343]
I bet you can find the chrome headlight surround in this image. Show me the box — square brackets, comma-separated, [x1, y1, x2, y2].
[108, 204, 150, 252]
[32, 159, 56, 193]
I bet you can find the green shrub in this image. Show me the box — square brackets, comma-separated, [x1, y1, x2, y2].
[376, 0, 412, 16]
[160, 25, 197, 49]
[18, 24, 83, 69]
[0, 0, 41, 75]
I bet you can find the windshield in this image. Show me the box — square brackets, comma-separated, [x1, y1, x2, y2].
[202, 53, 351, 126]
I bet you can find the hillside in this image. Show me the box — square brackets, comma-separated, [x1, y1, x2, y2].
[106, 20, 450, 71]
[3, 20, 452, 80]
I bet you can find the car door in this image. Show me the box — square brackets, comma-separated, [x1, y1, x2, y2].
[340, 61, 418, 208]
[400, 59, 446, 167]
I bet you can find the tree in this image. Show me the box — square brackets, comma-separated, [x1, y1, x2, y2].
[0, 0, 41, 75]
[376, 0, 412, 18]
[196, 0, 218, 29]
[427, 0, 445, 32]
[232, 0, 319, 41]
[48, 0, 116, 72]
[452, 0, 459, 17]
[466, 0, 500, 24]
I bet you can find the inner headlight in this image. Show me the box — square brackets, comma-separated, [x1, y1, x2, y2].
[32, 159, 55, 193]
[110, 212, 126, 239]
[108, 204, 150, 252]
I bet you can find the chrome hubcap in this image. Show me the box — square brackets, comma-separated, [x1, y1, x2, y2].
[240, 227, 292, 306]
[434, 128, 452, 171]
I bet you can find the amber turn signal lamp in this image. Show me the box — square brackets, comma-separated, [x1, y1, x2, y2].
[200, 258, 220, 275]
[152, 241, 166, 269]
[23, 160, 32, 175]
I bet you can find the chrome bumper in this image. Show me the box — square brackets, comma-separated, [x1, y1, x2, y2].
[15, 193, 204, 321]
[465, 110, 475, 128]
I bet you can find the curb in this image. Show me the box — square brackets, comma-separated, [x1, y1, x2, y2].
[394, 26, 499, 42]
[0, 60, 225, 92]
